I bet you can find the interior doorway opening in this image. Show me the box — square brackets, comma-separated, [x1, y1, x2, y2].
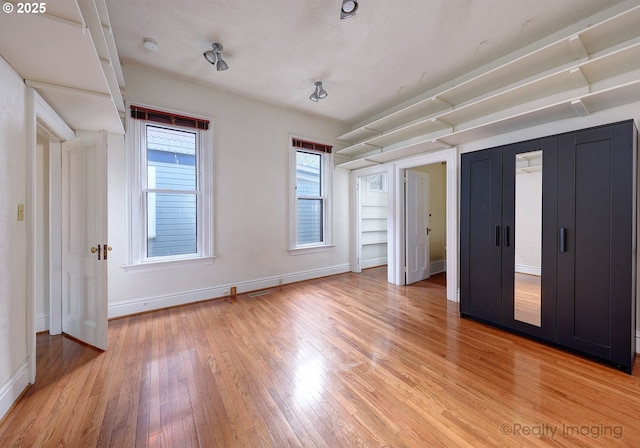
[404, 163, 447, 286]
[350, 147, 458, 302]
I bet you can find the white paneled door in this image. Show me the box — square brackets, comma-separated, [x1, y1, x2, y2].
[61, 131, 108, 350]
[405, 169, 430, 285]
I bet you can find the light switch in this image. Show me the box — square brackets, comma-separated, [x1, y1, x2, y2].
[17, 204, 24, 221]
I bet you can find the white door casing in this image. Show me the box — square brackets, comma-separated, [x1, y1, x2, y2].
[405, 169, 430, 285]
[61, 131, 108, 350]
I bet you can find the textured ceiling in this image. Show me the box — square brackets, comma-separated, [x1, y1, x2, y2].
[109, 0, 623, 125]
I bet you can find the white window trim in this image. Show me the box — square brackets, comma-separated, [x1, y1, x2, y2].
[288, 136, 334, 255]
[124, 104, 214, 270]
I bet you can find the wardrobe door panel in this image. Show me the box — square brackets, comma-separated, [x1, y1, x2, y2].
[557, 121, 635, 369]
[460, 148, 502, 322]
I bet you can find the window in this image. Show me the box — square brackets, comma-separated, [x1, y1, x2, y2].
[127, 105, 213, 268]
[368, 173, 387, 192]
[289, 137, 333, 254]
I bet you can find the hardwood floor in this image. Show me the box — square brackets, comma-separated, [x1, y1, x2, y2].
[1, 267, 639, 447]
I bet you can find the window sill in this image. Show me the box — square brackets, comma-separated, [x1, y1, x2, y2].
[288, 244, 335, 256]
[122, 256, 216, 273]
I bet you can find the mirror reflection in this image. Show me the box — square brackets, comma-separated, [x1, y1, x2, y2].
[514, 150, 542, 327]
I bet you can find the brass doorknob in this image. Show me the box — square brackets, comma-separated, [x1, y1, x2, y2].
[91, 247, 99, 254]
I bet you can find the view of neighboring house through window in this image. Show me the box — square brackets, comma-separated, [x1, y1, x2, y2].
[146, 125, 197, 257]
[289, 137, 333, 253]
[296, 150, 323, 244]
[127, 105, 213, 267]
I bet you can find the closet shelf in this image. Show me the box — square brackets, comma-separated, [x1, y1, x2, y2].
[361, 240, 388, 246]
[335, 3, 640, 169]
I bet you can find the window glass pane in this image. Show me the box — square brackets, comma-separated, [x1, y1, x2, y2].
[147, 125, 197, 191]
[297, 198, 323, 244]
[296, 151, 321, 196]
[147, 192, 197, 257]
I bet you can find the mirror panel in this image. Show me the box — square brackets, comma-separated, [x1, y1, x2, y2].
[514, 150, 542, 327]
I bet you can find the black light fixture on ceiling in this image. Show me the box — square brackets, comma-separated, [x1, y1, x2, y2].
[309, 81, 328, 102]
[340, 0, 358, 19]
[203, 42, 229, 71]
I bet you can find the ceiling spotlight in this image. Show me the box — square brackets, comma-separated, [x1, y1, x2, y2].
[203, 42, 229, 71]
[309, 81, 328, 102]
[340, 0, 358, 19]
[143, 37, 158, 51]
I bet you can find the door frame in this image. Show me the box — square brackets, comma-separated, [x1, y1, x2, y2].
[26, 88, 75, 383]
[394, 148, 458, 301]
[350, 147, 458, 302]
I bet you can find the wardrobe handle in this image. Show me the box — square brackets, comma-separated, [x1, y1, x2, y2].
[503, 226, 510, 247]
[495, 226, 501, 246]
[559, 227, 567, 253]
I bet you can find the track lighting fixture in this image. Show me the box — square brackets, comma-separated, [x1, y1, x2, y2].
[309, 81, 328, 102]
[340, 0, 358, 19]
[203, 42, 229, 71]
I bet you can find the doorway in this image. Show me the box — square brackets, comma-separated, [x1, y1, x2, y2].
[350, 147, 458, 301]
[350, 165, 394, 283]
[27, 89, 110, 385]
[395, 148, 457, 301]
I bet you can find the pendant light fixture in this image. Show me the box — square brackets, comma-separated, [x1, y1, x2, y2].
[203, 43, 229, 71]
[340, 0, 358, 19]
[309, 81, 328, 102]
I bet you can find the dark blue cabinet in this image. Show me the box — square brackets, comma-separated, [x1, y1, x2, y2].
[460, 120, 637, 373]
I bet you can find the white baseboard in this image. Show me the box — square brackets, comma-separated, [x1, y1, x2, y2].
[361, 257, 387, 269]
[515, 264, 541, 276]
[0, 362, 29, 422]
[636, 330, 640, 354]
[108, 263, 351, 319]
[35, 313, 49, 333]
[430, 259, 446, 275]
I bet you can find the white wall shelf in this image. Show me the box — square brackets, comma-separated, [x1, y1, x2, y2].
[335, 2, 640, 169]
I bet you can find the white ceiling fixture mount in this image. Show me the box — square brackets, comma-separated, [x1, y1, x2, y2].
[203, 42, 229, 71]
[340, 0, 358, 19]
[142, 37, 158, 51]
[309, 81, 328, 102]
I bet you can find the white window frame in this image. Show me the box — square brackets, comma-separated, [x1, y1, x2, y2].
[288, 136, 334, 255]
[125, 105, 214, 271]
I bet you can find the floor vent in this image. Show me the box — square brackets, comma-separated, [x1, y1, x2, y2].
[248, 290, 271, 298]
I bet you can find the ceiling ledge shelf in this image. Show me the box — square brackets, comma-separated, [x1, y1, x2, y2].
[336, 78, 640, 170]
[335, 2, 640, 169]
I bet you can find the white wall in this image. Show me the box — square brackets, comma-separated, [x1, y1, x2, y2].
[414, 163, 447, 265]
[108, 63, 351, 316]
[0, 56, 29, 419]
[515, 169, 542, 274]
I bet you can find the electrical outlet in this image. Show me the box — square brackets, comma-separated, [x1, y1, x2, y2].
[230, 286, 237, 295]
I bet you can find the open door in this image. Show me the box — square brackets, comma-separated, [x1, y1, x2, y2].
[61, 131, 108, 350]
[405, 169, 430, 284]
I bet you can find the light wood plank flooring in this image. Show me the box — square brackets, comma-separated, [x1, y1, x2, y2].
[1, 267, 639, 447]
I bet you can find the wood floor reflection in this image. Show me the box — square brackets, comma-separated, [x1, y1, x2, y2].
[1, 267, 639, 447]
[514, 272, 542, 327]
